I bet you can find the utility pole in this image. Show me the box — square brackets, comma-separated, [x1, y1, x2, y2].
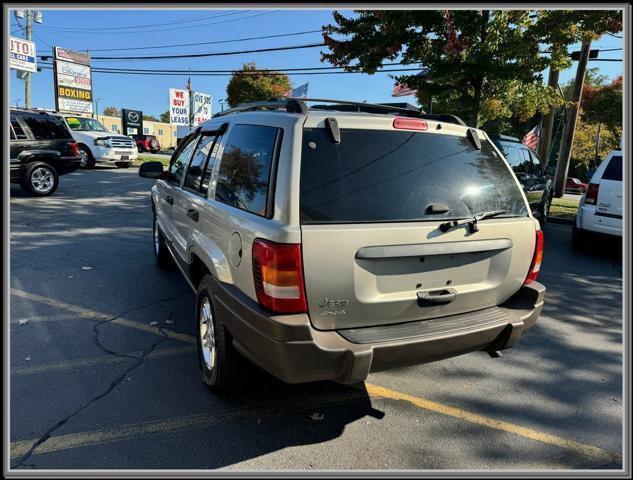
[553, 38, 591, 198]
[537, 68, 559, 170]
[24, 11, 32, 109]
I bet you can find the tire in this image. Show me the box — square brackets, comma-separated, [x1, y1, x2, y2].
[153, 215, 173, 269]
[196, 274, 242, 393]
[20, 162, 59, 196]
[115, 162, 131, 169]
[78, 145, 95, 169]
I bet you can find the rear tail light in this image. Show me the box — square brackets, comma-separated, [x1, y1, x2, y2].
[524, 230, 544, 285]
[393, 117, 428, 131]
[252, 239, 308, 314]
[584, 183, 600, 205]
[69, 141, 79, 157]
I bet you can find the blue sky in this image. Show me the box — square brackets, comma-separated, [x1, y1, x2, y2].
[9, 8, 624, 118]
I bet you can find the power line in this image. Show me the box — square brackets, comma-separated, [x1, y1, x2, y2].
[31, 10, 248, 32]
[38, 61, 409, 73]
[37, 66, 423, 76]
[85, 29, 323, 52]
[31, 11, 279, 35]
[39, 42, 326, 61]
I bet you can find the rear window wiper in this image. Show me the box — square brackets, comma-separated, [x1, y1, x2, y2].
[439, 209, 508, 234]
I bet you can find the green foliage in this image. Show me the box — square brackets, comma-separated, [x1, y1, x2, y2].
[159, 110, 170, 123]
[581, 76, 622, 138]
[102, 106, 119, 117]
[226, 63, 292, 107]
[143, 114, 159, 122]
[322, 10, 622, 128]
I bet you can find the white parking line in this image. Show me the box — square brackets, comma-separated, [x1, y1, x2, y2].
[11, 345, 196, 376]
[10, 288, 196, 345]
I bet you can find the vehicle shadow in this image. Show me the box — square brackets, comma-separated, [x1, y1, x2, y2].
[10, 168, 388, 469]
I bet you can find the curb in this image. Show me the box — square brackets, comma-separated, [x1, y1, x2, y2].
[548, 216, 574, 226]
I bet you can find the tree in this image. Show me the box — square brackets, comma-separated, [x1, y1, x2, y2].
[322, 10, 560, 127]
[159, 110, 170, 123]
[143, 114, 158, 122]
[102, 106, 119, 117]
[581, 75, 622, 139]
[226, 63, 292, 107]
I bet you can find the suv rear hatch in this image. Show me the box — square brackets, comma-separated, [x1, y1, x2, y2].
[299, 116, 537, 330]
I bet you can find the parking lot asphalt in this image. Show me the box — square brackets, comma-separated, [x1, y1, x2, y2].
[9, 167, 623, 471]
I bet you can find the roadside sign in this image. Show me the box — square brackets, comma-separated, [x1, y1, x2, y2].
[9, 36, 37, 73]
[192, 92, 212, 127]
[169, 88, 190, 126]
[122, 109, 143, 136]
[53, 45, 93, 114]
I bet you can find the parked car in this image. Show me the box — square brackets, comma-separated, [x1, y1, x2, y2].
[10, 108, 81, 196]
[139, 98, 545, 392]
[565, 177, 588, 194]
[573, 149, 622, 248]
[52, 113, 137, 169]
[133, 134, 161, 153]
[490, 135, 553, 223]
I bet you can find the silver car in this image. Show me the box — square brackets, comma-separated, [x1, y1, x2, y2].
[139, 98, 545, 392]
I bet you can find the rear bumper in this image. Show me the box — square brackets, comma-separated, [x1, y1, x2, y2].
[576, 205, 622, 237]
[214, 280, 545, 384]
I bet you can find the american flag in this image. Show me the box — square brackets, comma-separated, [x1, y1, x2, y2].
[522, 125, 541, 150]
[391, 69, 429, 97]
[284, 82, 309, 98]
[392, 83, 417, 97]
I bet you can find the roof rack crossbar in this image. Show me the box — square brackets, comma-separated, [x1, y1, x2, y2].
[212, 99, 307, 118]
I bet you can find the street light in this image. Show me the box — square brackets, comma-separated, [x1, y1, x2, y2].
[218, 98, 225, 112]
[93, 98, 101, 119]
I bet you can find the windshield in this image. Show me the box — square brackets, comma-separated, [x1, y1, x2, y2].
[300, 128, 528, 224]
[65, 116, 109, 132]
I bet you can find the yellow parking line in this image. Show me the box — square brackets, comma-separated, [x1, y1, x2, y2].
[8, 289, 619, 465]
[365, 383, 619, 463]
[11, 345, 196, 376]
[10, 288, 195, 345]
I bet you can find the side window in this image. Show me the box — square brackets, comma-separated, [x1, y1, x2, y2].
[10, 125, 16, 140]
[169, 136, 198, 185]
[21, 115, 71, 140]
[201, 137, 222, 194]
[504, 146, 531, 174]
[10, 115, 28, 140]
[602, 155, 622, 181]
[183, 134, 217, 194]
[215, 124, 280, 217]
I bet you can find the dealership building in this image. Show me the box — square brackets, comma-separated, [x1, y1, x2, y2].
[96, 115, 178, 150]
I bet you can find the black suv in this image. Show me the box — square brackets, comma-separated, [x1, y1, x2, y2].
[10, 109, 82, 196]
[491, 135, 553, 223]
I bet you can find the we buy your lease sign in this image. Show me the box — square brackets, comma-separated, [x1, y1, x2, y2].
[169, 88, 190, 126]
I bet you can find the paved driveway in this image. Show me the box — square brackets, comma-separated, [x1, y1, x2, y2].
[8, 167, 624, 471]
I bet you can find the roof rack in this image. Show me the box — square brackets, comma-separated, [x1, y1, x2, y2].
[212, 98, 307, 118]
[212, 97, 468, 126]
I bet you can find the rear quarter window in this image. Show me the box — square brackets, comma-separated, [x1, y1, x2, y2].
[22, 114, 72, 140]
[300, 128, 528, 224]
[215, 124, 281, 217]
[602, 155, 622, 181]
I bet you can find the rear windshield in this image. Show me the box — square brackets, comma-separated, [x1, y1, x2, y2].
[300, 128, 528, 224]
[21, 114, 71, 140]
[602, 155, 622, 181]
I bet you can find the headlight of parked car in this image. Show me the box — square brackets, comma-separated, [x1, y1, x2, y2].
[94, 138, 111, 148]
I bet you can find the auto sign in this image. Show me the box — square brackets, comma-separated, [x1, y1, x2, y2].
[9, 37, 37, 73]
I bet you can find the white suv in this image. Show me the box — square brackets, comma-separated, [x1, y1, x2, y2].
[573, 149, 622, 247]
[54, 114, 138, 169]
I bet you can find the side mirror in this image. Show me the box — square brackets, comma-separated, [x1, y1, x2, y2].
[139, 161, 164, 179]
